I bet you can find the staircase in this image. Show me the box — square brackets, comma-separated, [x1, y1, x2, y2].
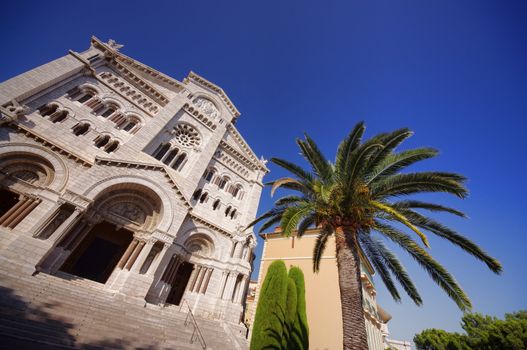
[0, 271, 248, 349]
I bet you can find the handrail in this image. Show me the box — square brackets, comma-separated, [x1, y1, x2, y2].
[182, 300, 207, 349]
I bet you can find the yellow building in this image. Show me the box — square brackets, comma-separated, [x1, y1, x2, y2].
[252, 228, 392, 350]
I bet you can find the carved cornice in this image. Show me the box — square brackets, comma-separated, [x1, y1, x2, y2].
[94, 157, 191, 209]
[214, 147, 251, 179]
[184, 71, 240, 118]
[90, 36, 185, 99]
[219, 141, 258, 171]
[182, 103, 217, 131]
[226, 125, 268, 172]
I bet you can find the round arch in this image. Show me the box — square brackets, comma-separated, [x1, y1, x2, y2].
[82, 175, 174, 232]
[0, 143, 69, 192]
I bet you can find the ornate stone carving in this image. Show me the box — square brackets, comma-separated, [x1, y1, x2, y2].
[194, 98, 220, 119]
[173, 123, 201, 148]
[109, 202, 146, 224]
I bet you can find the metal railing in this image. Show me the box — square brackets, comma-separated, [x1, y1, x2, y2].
[181, 300, 207, 349]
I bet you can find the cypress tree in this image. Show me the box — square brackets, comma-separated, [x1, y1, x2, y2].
[250, 260, 288, 350]
[282, 277, 298, 349]
[288, 266, 309, 350]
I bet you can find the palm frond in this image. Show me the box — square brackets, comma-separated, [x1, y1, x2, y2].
[274, 195, 305, 206]
[335, 121, 365, 173]
[375, 221, 472, 311]
[271, 158, 314, 184]
[270, 177, 306, 197]
[245, 206, 287, 229]
[396, 209, 503, 274]
[258, 214, 283, 233]
[297, 135, 333, 181]
[366, 128, 413, 172]
[366, 148, 438, 184]
[280, 204, 314, 237]
[313, 225, 333, 272]
[361, 233, 423, 305]
[371, 201, 430, 247]
[297, 214, 316, 237]
[371, 172, 468, 199]
[358, 234, 402, 302]
[392, 200, 466, 217]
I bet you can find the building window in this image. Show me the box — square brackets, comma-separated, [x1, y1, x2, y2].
[172, 153, 186, 170]
[199, 192, 208, 203]
[94, 135, 110, 148]
[72, 123, 90, 136]
[163, 148, 178, 165]
[49, 110, 68, 123]
[105, 140, 119, 153]
[203, 168, 216, 182]
[230, 209, 236, 219]
[212, 199, 220, 210]
[193, 189, 202, 200]
[218, 176, 229, 190]
[225, 206, 231, 216]
[153, 143, 170, 160]
[38, 104, 58, 117]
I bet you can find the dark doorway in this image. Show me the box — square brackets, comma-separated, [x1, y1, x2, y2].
[0, 188, 19, 218]
[60, 221, 133, 283]
[166, 262, 194, 306]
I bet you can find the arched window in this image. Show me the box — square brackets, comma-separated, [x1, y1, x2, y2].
[218, 176, 229, 190]
[49, 110, 68, 123]
[212, 199, 220, 210]
[232, 185, 242, 198]
[163, 148, 178, 165]
[153, 143, 170, 160]
[230, 209, 237, 219]
[105, 140, 119, 153]
[225, 206, 231, 216]
[199, 192, 208, 203]
[72, 123, 90, 136]
[94, 135, 110, 148]
[38, 104, 58, 117]
[172, 153, 186, 170]
[77, 93, 94, 104]
[101, 106, 117, 118]
[123, 120, 137, 132]
[192, 189, 202, 200]
[203, 168, 216, 182]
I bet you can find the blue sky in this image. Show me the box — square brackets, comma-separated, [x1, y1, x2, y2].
[2, 0, 526, 344]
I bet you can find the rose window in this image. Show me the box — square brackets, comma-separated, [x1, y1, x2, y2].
[174, 124, 201, 147]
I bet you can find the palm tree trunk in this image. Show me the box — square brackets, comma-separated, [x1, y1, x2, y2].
[335, 226, 369, 350]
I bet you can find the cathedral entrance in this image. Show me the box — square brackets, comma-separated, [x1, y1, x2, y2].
[60, 221, 133, 283]
[166, 262, 194, 306]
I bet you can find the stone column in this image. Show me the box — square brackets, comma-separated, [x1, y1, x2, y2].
[132, 240, 154, 273]
[200, 268, 213, 294]
[47, 207, 83, 243]
[0, 196, 40, 229]
[187, 265, 201, 292]
[233, 241, 243, 259]
[218, 271, 228, 298]
[236, 275, 249, 304]
[193, 266, 207, 293]
[125, 240, 146, 270]
[118, 239, 139, 269]
[223, 272, 238, 300]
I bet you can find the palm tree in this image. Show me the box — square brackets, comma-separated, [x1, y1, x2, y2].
[248, 122, 502, 350]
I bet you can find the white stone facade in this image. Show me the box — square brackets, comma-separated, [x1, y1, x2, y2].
[0, 36, 267, 327]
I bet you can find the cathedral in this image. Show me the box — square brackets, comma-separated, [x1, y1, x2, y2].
[0, 37, 267, 349]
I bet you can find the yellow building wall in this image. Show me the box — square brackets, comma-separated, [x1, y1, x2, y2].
[255, 232, 384, 350]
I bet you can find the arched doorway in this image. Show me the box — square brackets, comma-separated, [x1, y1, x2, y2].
[55, 184, 162, 284]
[163, 234, 215, 306]
[60, 222, 133, 283]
